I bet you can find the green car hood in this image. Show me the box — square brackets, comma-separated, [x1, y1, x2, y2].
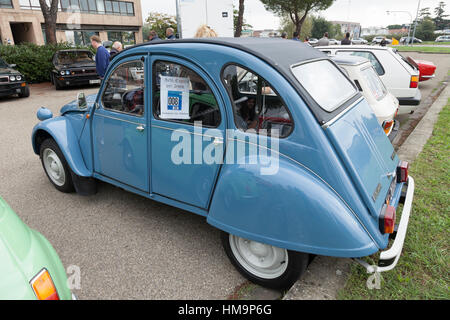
[0, 197, 71, 300]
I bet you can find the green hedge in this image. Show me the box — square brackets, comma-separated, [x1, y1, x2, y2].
[0, 43, 93, 83]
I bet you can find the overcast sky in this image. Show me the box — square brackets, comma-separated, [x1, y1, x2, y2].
[141, 0, 448, 29]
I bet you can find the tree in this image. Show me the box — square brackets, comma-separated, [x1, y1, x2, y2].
[433, 1, 449, 30]
[311, 16, 331, 39]
[260, 0, 335, 35]
[233, 5, 252, 36]
[234, 0, 245, 37]
[145, 12, 177, 40]
[280, 14, 312, 39]
[39, 0, 59, 44]
[415, 17, 435, 41]
[418, 7, 431, 20]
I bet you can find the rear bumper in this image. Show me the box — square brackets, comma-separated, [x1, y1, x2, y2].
[388, 120, 400, 142]
[355, 176, 415, 273]
[398, 89, 421, 106]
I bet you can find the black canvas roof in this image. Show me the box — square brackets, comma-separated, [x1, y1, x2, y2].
[127, 38, 361, 124]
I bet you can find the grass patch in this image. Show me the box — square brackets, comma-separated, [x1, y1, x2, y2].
[392, 45, 450, 54]
[421, 41, 450, 45]
[338, 99, 450, 300]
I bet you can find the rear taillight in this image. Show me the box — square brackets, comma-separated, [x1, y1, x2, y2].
[410, 75, 419, 88]
[396, 160, 409, 183]
[382, 120, 394, 135]
[379, 204, 396, 234]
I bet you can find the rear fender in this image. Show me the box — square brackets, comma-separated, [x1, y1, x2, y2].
[32, 117, 91, 178]
[207, 156, 378, 258]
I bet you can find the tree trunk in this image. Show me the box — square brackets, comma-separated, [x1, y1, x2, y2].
[234, 0, 245, 37]
[39, 0, 59, 44]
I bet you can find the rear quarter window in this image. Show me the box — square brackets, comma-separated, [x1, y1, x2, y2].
[291, 59, 357, 112]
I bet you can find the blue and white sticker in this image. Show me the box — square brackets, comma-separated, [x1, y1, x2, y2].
[160, 76, 190, 119]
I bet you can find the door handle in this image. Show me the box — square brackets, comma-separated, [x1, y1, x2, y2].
[213, 137, 223, 146]
[136, 125, 145, 132]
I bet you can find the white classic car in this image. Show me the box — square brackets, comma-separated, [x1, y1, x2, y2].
[332, 55, 399, 140]
[316, 45, 421, 115]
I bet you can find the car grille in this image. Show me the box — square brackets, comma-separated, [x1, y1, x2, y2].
[0, 76, 9, 84]
[72, 69, 97, 75]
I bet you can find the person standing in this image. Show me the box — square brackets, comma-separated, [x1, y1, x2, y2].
[148, 30, 160, 41]
[166, 27, 176, 40]
[341, 32, 351, 45]
[292, 32, 300, 41]
[317, 32, 330, 46]
[281, 32, 287, 39]
[109, 41, 123, 61]
[90, 35, 110, 78]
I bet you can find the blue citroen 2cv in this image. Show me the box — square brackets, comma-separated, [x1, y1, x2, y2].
[32, 38, 414, 290]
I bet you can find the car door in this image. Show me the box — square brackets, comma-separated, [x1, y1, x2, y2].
[92, 56, 149, 192]
[150, 57, 226, 209]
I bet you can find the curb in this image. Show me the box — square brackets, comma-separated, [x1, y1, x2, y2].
[282, 83, 450, 301]
[397, 84, 449, 163]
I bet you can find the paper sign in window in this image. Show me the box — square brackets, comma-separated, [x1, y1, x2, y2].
[160, 76, 190, 119]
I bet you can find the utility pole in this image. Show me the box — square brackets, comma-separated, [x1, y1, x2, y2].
[176, 0, 182, 39]
[411, 0, 421, 44]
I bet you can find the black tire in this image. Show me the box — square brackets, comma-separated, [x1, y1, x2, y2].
[19, 86, 30, 98]
[39, 138, 75, 193]
[54, 75, 63, 90]
[221, 231, 309, 291]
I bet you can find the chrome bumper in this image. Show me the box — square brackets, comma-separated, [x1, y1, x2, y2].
[355, 176, 415, 273]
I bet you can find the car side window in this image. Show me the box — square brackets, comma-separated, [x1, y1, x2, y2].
[102, 60, 145, 116]
[222, 64, 293, 138]
[337, 51, 385, 76]
[152, 60, 221, 128]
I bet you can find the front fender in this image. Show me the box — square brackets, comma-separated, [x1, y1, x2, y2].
[32, 117, 91, 177]
[207, 156, 378, 258]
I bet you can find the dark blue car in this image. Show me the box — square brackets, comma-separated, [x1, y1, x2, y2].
[32, 38, 414, 290]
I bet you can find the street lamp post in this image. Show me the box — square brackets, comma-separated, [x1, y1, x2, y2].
[386, 10, 413, 45]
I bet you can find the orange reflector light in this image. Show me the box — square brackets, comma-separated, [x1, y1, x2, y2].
[30, 269, 59, 300]
[21, 82, 26, 87]
[410, 76, 419, 88]
[379, 204, 396, 234]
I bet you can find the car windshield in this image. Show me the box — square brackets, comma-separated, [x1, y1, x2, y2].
[0, 57, 9, 68]
[292, 59, 357, 112]
[361, 66, 387, 101]
[56, 51, 94, 65]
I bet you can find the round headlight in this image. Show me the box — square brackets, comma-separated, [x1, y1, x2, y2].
[60, 71, 65, 76]
[9, 75, 16, 82]
[66, 70, 70, 75]
[16, 75, 22, 81]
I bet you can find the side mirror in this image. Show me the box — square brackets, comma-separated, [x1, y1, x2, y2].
[77, 92, 87, 109]
[9, 64, 17, 68]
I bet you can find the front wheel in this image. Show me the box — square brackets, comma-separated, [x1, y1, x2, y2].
[221, 232, 309, 291]
[40, 139, 75, 193]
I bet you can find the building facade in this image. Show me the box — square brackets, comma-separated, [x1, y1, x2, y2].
[0, 0, 143, 46]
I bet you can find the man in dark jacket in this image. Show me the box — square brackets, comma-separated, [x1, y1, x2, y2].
[341, 32, 351, 45]
[166, 27, 176, 40]
[148, 30, 160, 41]
[109, 41, 123, 61]
[90, 35, 110, 78]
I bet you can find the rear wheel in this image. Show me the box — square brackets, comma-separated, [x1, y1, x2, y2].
[221, 232, 309, 291]
[40, 139, 74, 193]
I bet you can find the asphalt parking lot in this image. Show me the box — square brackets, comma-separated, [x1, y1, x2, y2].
[0, 52, 448, 300]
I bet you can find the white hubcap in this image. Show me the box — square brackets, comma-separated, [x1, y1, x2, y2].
[229, 234, 288, 279]
[43, 148, 65, 186]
